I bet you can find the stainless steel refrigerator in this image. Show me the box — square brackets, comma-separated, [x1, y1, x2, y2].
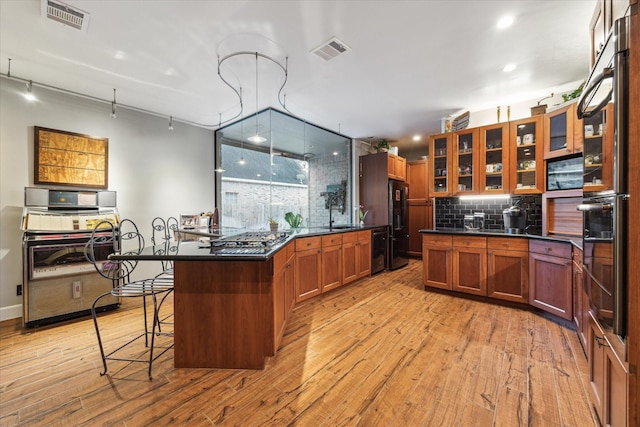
[388, 180, 409, 270]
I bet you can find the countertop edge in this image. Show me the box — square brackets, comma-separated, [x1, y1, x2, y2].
[419, 228, 582, 249]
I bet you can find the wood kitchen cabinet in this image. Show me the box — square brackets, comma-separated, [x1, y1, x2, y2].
[529, 239, 573, 320]
[422, 233, 452, 290]
[479, 122, 510, 194]
[487, 237, 529, 303]
[588, 312, 629, 426]
[572, 246, 588, 353]
[321, 234, 343, 293]
[295, 236, 322, 302]
[342, 230, 371, 285]
[429, 133, 453, 197]
[452, 236, 486, 296]
[453, 128, 479, 194]
[407, 160, 433, 256]
[544, 102, 583, 159]
[583, 103, 614, 191]
[272, 242, 295, 353]
[510, 116, 544, 195]
[387, 152, 407, 181]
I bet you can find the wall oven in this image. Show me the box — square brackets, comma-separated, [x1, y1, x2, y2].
[22, 187, 120, 326]
[577, 16, 629, 348]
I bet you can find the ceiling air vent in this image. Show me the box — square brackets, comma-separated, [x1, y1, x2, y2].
[41, 0, 90, 32]
[311, 37, 350, 61]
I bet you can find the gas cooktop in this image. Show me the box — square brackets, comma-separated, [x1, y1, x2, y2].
[201, 231, 290, 254]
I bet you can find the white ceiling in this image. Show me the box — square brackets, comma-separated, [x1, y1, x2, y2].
[0, 0, 597, 150]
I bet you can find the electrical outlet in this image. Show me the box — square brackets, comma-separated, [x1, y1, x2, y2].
[72, 280, 82, 299]
[16, 284, 22, 296]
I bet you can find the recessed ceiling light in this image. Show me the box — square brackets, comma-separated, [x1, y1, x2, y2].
[412, 135, 421, 142]
[497, 15, 515, 29]
[333, 151, 339, 156]
[503, 63, 517, 73]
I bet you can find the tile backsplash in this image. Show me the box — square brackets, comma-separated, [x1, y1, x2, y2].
[434, 195, 543, 234]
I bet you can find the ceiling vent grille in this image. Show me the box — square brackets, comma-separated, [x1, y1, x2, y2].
[311, 37, 350, 61]
[41, 0, 90, 32]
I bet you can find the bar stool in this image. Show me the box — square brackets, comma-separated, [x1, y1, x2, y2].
[85, 219, 173, 379]
[150, 216, 179, 333]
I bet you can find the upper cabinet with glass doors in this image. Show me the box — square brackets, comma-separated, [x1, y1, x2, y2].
[544, 102, 583, 159]
[583, 103, 613, 191]
[509, 116, 544, 194]
[429, 133, 452, 197]
[479, 122, 509, 194]
[453, 129, 478, 195]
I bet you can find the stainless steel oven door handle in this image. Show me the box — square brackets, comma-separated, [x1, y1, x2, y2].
[577, 67, 613, 119]
[577, 203, 613, 212]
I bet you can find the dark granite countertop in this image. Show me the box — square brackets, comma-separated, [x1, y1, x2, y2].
[109, 224, 386, 262]
[419, 227, 582, 249]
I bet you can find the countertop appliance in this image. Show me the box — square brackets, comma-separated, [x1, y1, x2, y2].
[21, 187, 119, 326]
[577, 16, 629, 348]
[203, 231, 290, 254]
[503, 205, 527, 234]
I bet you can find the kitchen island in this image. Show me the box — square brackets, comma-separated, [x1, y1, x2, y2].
[110, 225, 377, 369]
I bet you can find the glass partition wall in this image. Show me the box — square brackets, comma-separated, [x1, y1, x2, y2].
[215, 109, 353, 231]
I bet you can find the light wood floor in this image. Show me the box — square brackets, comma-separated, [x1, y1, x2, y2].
[0, 260, 597, 426]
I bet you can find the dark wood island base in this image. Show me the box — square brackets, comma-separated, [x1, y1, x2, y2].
[173, 259, 276, 369]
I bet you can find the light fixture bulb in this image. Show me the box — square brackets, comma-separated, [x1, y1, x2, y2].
[497, 15, 515, 29]
[168, 116, 174, 131]
[412, 134, 421, 142]
[502, 63, 517, 73]
[238, 158, 246, 165]
[247, 134, 266, 143]
[110, 88, 117, 118]
[24, 81, 36, 101]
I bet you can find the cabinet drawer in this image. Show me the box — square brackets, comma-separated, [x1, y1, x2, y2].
[296, 236, 321, 251]
[529, 239, 571, 259]
[342, 231, 359, 243]
[423, 233, 452, 246]
[453, 235, 486, 249]
[322, 234, 343, 247]
[357, 230, 370, 241]
[487, 237, 528, 252]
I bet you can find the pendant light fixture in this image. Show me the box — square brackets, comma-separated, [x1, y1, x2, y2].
[168, 116, 174, 131]
[238, 109, 246, 165]
[247, 52, 267, 143]
[24, 80, 36, 101]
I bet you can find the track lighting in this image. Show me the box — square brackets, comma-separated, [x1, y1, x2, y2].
[24, 80, 36, 101]
[110, 88, 117, 118]
[168, 116, 174, 131]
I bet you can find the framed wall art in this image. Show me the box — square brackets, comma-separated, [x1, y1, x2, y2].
[34, 126, 109, 189]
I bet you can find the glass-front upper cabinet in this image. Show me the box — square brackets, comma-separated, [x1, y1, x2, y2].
[453, 129, 478, 194]
[583, 103, 613, 192]
[509, 116, 544, 194]
[429, 133, 452, 197]
[479, 122, 509, 194]
[544, 102, 583, 159]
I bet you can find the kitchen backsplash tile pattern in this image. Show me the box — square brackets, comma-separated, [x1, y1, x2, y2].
[434, 195, 543, 234]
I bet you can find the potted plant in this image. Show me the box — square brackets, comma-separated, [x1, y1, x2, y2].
[268, 217, 279, 232]
[284, 212, 303, 231]
[375, 139, 390, 152]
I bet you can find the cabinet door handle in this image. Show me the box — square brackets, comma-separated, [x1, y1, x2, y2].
[594, 335, 609, 348]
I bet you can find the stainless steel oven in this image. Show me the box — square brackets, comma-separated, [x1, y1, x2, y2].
[22, 187, 119, 326]
[577, 15, 629, 348]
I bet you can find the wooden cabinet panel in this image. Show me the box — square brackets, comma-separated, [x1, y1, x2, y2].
[572, 247, 588, 353]
[529, 248, 573, 321]
[429, 133, 453, 197]
[408, 204, 432, 256]
[479, 122, 510, 194]
[342, 240, 358, 284]
[509, 115, 544, 194]
[589, 314, 607, 417]
[357, 236, 371, 279]
[422, 234, 452, 290]
[453, 245, 487, 296]
[544, 102, 583, 159]
[487, 247, 529, 303]
[453, 128, 479, 194]
[295, 247, 322, 303]
[407, 160, 429, 201]
[321, 243, 342, 292]
[542, 193, 583, 238]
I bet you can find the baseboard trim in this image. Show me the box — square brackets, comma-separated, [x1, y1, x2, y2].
[0, 304, 22, 322]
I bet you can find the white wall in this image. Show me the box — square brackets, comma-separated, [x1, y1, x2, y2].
[0, 77, 215, 320]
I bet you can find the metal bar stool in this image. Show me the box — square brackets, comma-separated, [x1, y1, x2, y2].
[85, 219, 173, 379]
